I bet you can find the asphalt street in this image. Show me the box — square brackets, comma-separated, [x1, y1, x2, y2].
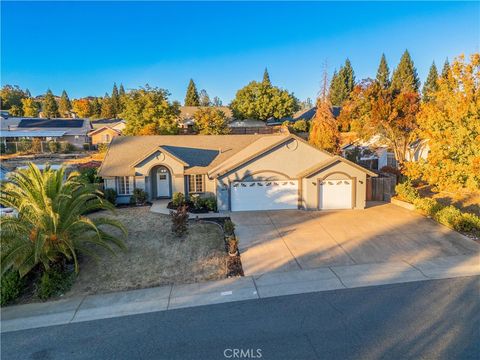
[2, 276, 479, 360]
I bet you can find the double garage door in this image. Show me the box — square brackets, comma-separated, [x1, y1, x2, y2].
[231, 181, 298, 211]
[230, 179, 353, 211]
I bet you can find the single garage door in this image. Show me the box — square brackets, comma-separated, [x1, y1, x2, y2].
[231, 180, 298, 211]
[319, 179, 352, 209]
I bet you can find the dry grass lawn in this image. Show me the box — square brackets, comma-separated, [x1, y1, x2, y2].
[67, 207, 227, 297]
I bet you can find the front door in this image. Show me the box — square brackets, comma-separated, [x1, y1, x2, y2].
[156, 167, 170, 198]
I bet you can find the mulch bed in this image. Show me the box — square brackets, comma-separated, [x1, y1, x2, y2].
[226, 256, 244, 277]
[167, 201, 216, 214]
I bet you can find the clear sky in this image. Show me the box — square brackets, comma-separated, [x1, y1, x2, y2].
[2, 1, 479, 103]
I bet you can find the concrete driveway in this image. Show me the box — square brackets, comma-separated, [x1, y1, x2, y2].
[231, 202, 480, 275]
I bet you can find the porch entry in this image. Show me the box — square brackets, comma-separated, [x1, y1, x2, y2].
[150, 165, 171, 199]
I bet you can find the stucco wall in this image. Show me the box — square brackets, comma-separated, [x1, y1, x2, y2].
[302, 161, 368, 210]
[91, 128, 120, 145]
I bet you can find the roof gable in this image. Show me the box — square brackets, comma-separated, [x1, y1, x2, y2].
[297, 156, 378, 178]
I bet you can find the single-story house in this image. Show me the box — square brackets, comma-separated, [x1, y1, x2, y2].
[0, 118, 92, 149]
[98, 133, 376, 211]
[89, 120, 125, 145]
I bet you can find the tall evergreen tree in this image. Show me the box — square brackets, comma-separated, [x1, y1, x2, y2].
[119, 84, 126, 97]
[376, 54, 390, 88]
[42, 89, 59, 118]
[111, 83, 120, 117]
[58, 90, 72, 117]
[262, 68, 271, 86]
[441, 58, 450, 79]
[101, 93, 115, 119]
[328, 59, 355, 106]
[91, 98, 102, 118]
[422, 62, 439, 102]
[184, 79, 200, 106]
[391, 50, 420, 93]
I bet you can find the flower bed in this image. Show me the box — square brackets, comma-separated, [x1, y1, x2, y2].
[167, 192, 217, 213]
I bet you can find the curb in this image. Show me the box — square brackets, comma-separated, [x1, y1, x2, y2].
[1, 254, 479, 333]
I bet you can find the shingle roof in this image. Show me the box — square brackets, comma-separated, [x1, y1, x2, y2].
[98, 134, 288, 177]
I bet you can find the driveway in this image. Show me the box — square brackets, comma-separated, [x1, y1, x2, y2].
[231, 202, 480, 275]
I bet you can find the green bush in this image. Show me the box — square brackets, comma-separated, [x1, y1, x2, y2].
[395, 181, 419, 203]
[224, 219, 235, 236]
[48, 141, 60, 153]
[17, 139, 32, 153]
[413, 197, 443, 216]
[1, 271, 24, 306]
[0, 143, 5, 154]
[192, 195, 207, 210]
[204, 196, 217, 212]
[104, 188, 117, 205]
[60, 142, 76, 153]
[435, 206, 463, 229]
[37, 267, 75, 300]
[172, 192, 185, 208]
[457, 213, 480, 233]
[132, 188, 147, 205]
[292, 119, 309, 133]
[83, 143, 91, 151]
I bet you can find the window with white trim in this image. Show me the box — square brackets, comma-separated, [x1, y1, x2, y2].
[188, 175, 204, 193]
[117, 176, 132, 195]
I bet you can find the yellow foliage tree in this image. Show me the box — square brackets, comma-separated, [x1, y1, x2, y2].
[406, 53, 480, 190]
[72, 99, 93, 118]
[309, 98, 340, 154]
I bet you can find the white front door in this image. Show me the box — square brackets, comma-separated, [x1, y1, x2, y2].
[156, 168, 170, 198]
[231, 180, 298, 211]
[319, 179, 352, 209]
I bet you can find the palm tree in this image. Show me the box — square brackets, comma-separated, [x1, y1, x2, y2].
[1, 163, 127, 277]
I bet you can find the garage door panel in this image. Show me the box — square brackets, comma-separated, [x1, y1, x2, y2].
[319, 180, 352, 210]
[231, 181, 298, 211]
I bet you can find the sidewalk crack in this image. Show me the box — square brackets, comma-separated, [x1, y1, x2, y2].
[166, 284, 174, 310]
[328, 267, 348, 288]
[69, 295, 87, 323]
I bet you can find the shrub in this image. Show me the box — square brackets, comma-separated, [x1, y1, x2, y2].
[228, 237, 238, 255]
[0, 143, 5, 154]
[37, 266, 75, 300]
[170, 205, 189, 237]
[104, 188, 117, 205]
[191, 194, 206, 210]
[224, 219, 235, 236]
[98, 143, 108, 153]
[18, 139, 32, 153]
[48, 141, 60, 153]
[31, 138, 42, 153]
[413, 197, 443, 216]
[172, 192, 185, 208]
[1, 271, 24, 306]
[5, 143, 16, 154]
[435, 206, 463, 229]
[132, 188, 147, 205]
[204, 196, 217, 212]
[60, 142, 75, 153]
[292, 119, 309, 133]
[79, 167, 100, 184]
[457, 213, 480, 233]
[395, 181, 419, 203]
[83, 143, 91, 151]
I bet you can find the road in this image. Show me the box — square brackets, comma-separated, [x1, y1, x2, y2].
[2, 276, 479, 360]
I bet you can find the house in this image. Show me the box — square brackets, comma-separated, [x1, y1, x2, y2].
[178, 106, 233, 129]
[0, 118, 92, 149]
[266, 106, 341, 126]
[89, 119, 126, 145]
[98, 133, 376, 211]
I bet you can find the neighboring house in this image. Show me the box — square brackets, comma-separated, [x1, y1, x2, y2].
[342, 143, 397, 171]
[0, 118, 92, 149]
[89, 120, 125, 145]
[178, 106, 233, 129]
[99, 133, 376, 211]
[405, 139, 430, 162]
[266, 106, 341, 126]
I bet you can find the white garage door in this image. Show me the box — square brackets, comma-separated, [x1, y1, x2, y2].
[231, 181, 298, 211]
[319, 179, 352, 210]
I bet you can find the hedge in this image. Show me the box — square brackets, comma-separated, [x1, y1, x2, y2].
[395, 182, 480, 235]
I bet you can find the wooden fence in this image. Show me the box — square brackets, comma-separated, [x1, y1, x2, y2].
[366, 174, 397, 201]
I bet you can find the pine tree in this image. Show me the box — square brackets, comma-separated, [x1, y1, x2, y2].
[262, 68, 271, 86]
[91, 98, 102, 118]
[343, 59, 355, 93]
[441, 58, 450, 79]
[119, 84, 126, 97]
[101, 94, 115, 119]
[184, 79, 200, 106]
[42, 89, 59, 118]
[391, 50, 420, 93]
[376, 54, 390, 88]
[422, 62, 439, 102]
[199, 89, 210, 107]
[58, 90, 72, 117]
[111, 83, 120, 117]
[328, 59, 355, 106]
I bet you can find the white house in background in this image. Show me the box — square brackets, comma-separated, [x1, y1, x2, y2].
[405, 139, 430, 162]
[341, 135, 397, 171]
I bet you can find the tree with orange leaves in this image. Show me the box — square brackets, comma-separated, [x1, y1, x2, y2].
[72, 98, 93, 118]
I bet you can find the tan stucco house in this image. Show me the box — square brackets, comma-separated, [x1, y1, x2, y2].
[98, 134, 376, 211]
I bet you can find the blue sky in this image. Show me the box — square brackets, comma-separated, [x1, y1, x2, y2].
[2, 1, 479, 103]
